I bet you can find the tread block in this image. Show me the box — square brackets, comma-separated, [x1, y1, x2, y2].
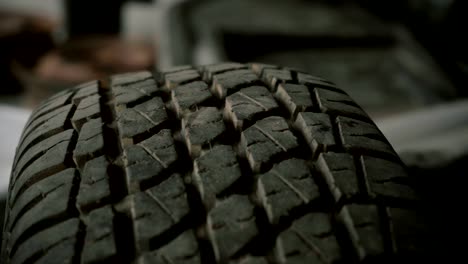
[261, 69, 293, 89]
[231, 256, 268, 264]
[225, 86, 279, 130]
[337, 116, 396, 158]
[257, 159, 320, 224]
[161, 65, 192, 74]
[10, 219, 80, 264]
[207, 195, 258, 261]
[212, 69, 260, 99]
[275, 83, 314, 117]
[388, 207, 429, 255]
[316, 153, 360, 202]
[250, 63, 279, 75]
[8, 169, 77, 231]
[193, 145, 242, 201]
[21, 104, 73, 144]
[182, 107, 225, 156]
[82, 206, 117, 263]
[14, 130, 75, 181]
[73, 118, 104, 169]
[29, 91, 73, 122]
[77, 156, 111, 213]
[202, 62, 246, 80]
[112, 74, 158, 106]
[72, 81, 99, 104]
[315, 88, 368, 120]
[278, 212, 341, 263]
[139, 230, 201, 264]
[241, 117, 299, 172]
[71, 94, 101, 130]
[112, 71, 153, 86]
[17, 104, 74, 161]
[342, 204, 385, 258]
[116, 97, 168, 141]
[297, 73, 337, 88]
[165, 69, 200, 89]
[34, 238, 77, 264]
[295, 112, 335, 153]
[171, 81, 212, 115]
[11, 140, 72, 205]
[131, 174, 190, 254]
[124, 129, 178, 191]
[361, 156, 418, 201]
[9, 174, 75, 250]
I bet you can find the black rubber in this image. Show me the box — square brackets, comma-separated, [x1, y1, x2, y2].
[1, 63, 430, 263]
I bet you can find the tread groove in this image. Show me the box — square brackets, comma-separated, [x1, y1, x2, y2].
[162, 69, 217, 263]
[98, 78, 136, 263]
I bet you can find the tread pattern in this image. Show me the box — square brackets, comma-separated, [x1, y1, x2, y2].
[277, 212, 341, 263]
[2, 63, 427, 264]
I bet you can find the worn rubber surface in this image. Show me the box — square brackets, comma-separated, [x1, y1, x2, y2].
[1, 63, 430, 263]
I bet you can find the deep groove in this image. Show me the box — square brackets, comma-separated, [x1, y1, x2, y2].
[377, 206, 395, 256]
[330, 115, 345, 150]
[289, 70, 299, 83]
[159, 69, 217, 263]
[98, 78, 135, 263]
[112, 210, 135, 263]
[355, 156, 371, 199]
[333, 208, 359, 262]
[132, 119, 171, 145]
[69, 165, 85, 264]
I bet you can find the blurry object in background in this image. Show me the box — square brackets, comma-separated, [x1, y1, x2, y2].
[16, 37, 154, 108]
[0, 105, 31, 195]
[359, 0, 468, 97]
[0, 11, 55, 94]
[65, 0, 125, 38]
[165, 0, 456, 119]
[376, 99, 468, 165]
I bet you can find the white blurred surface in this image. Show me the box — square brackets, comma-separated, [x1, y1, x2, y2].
[0, 106, 31, 197]
[0, 0, 63, 18]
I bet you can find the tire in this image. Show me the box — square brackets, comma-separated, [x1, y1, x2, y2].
[1, 63, 430, 263]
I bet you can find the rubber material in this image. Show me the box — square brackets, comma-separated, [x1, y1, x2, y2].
[1, 63, 429, 263]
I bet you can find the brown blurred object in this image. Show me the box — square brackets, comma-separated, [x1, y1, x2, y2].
[19, 37, 155, 108]
[0, 11, 56, 94]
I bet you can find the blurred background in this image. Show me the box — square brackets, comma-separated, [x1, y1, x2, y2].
[0, 0, 467, 232]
